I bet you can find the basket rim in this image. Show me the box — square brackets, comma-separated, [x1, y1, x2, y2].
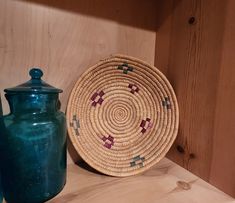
[66, 54, 179, 177]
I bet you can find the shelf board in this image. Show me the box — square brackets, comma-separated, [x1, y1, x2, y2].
[48, 158, 235, 203]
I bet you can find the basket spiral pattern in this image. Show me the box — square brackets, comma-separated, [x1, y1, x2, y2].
[67, 55, 179, 177]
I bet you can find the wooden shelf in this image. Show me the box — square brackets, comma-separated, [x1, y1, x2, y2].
[1, 0, 235, 198]
[48, 158, 235, 203]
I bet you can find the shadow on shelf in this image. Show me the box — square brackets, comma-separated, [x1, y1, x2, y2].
[19, 0, 181, 31]
[76, 161, 105, 176]
[67, 134, 106, 176]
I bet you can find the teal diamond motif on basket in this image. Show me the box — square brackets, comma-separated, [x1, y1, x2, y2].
[70, 115, 80, 136]
[117, 63, 134, 74]
[130, 155, 145, 168]
[162, 97, 171, 109]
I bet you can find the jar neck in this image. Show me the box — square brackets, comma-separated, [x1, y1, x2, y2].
[5, 93, 60, 115]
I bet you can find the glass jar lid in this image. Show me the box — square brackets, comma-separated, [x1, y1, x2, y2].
[4, 68, 62, 94]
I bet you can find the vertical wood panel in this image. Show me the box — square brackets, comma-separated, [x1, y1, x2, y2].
[160, 0, 235, 197]
[167, 0, 226, 179]
[154, 0, 173, 75]
[210, 0, 235, 196]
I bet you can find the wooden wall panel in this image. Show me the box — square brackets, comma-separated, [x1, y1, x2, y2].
[0, 0, 157, 163]
[157, 0, 235, 197]
[210, 0, 235, 196]
[0, 0, 157, 113]
[154, 0, 173, 75]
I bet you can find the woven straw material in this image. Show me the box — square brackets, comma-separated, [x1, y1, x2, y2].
[67, 54, 179, 177]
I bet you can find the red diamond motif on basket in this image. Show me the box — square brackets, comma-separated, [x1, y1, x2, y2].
[91, 90, 105, 107]
[140, 118, 153, 133]
[128, 84, 139, 94]
[102, 135, 114, 149]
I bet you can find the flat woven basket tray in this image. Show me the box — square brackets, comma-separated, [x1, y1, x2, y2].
[67, 54, 179, 177]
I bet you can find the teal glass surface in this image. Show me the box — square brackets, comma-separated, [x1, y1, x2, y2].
[0, 96, 3, 203]
[0, 175, 2, 203]
[0, 69, 67, 203]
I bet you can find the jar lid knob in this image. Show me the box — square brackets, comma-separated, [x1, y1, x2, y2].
[4, 67, 62, 93]
[29, 68, 43, 80]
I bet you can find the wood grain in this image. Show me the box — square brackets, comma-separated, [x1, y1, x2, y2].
[0, 0, 156, 113]
[20, 0, 158, 31]
[154, 0, 173, 75]
[166, 0, 227, 179]
[157, 0, 235, 197]
[210, 0, 235, 196]
[47, 158, 235, 203]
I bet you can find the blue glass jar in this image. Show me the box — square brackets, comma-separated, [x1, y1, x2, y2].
[0, 68, 67, 203]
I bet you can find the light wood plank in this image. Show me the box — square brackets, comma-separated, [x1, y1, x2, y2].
[48, 158, 235, 203]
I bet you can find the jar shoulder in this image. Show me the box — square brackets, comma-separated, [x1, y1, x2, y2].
[1, 111, 66, 141]
[2, 111, 66, 126]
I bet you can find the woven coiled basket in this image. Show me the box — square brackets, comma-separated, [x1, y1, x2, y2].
[67, 54, 179, 177]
